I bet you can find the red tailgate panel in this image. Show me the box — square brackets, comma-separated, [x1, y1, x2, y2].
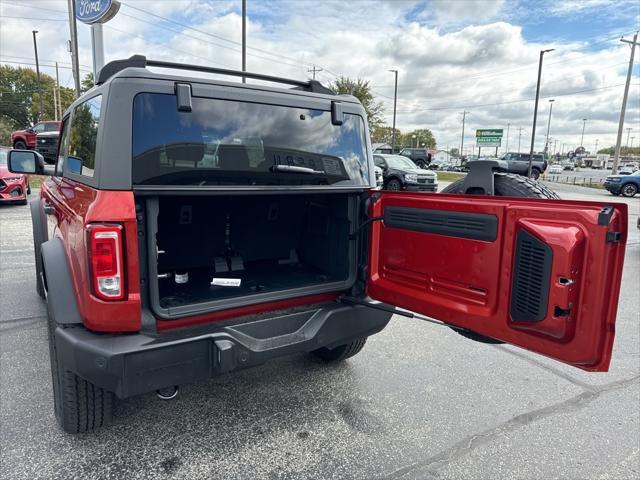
[367, 192, 627, 371]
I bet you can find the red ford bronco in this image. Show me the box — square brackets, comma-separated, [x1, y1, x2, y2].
[8, 56, 627, 434]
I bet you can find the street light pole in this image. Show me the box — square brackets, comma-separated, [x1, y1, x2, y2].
[631, 137, 636, 148]
[505, 123, 510, 152]
[580, 118, 587, 147]
[528, 48, 554, 178]
[625, 127, 632, 147]
[460, 110, 469, 161]
[66, 0, 81, 97]
[544, 99, 554, 156]
[32, 30, 43, 121]
[389, 69, 398, 152]
[595, 138, 599, 153]
[241, 0, 246, 83]
[517, 127, 523, 152]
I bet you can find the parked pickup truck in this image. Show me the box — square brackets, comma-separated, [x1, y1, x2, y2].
[11, 120, 61, 150]
[7, 55, 628, 433]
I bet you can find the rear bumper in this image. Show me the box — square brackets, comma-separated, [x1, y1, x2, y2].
[55, 302, 392, 399]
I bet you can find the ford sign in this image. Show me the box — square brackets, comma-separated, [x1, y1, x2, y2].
[75, 0, 121, 24]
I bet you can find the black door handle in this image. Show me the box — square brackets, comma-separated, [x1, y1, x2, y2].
[43, 203, 55, 215]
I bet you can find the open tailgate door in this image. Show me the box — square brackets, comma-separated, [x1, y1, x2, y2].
[367, 192, 627, 371]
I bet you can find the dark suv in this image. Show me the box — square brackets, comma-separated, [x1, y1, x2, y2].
[500, 152, 547, 179]
[7, 56, 627, 433]
[399, 147, 433, 169]
[374, 154, 437, 191]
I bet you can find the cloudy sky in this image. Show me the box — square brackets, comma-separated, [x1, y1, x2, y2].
[1, 0, 639, 154]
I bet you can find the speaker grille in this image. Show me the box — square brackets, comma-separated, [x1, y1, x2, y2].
[510, 230, 552, 322]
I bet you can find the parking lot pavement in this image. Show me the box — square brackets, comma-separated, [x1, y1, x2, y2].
[1, 187, 638, 480]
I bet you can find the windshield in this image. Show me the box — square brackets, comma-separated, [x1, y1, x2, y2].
[132, 93, 370, 186]
[385, 155, 417, 169]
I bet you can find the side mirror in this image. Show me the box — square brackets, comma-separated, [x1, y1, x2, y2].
[8, 149, 45, 175]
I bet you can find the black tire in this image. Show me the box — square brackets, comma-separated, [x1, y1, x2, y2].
[415, 159, 427, 169]
[27, 181, 31, 195]
[530, 168, 541, 180]
[20, 197, 28, 205]
[14, 140, 27, 150]
[621, 183, 638, 197]
[441, 172, 560, 199]
[386, 178, 402, 191]
[46, 300, 113, 433]
[312, 337, 367, 362]
[31, 203, 46, 299]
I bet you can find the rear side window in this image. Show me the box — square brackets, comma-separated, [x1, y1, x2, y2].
[67, 95, 101, 177]
[131, 93, 370, 186]
[44, 122, 59, 132]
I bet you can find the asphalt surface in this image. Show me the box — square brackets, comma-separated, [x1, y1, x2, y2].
[1, 184, 638, 480]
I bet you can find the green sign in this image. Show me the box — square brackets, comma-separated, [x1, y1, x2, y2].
[476, 137, 501, 147]
[476, 129, 504, 138]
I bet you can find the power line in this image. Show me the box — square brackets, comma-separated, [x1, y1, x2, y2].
[395, 83, 634, 113]
[1, 59, 92, 73]
[0, 15, 67, 22]
[1, 54, 92, 70]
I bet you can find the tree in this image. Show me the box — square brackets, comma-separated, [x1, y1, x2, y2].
[399, 128, 436, 149]
[329, 76, 384, 131]
[0, 65, 75, 144]
[597, 146, 640, 155]
[81, 72, 94, 94]
[370, 125, 400, 144]
[449, 147, 459, 158]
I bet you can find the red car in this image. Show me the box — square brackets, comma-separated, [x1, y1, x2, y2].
[11, 120, 61, 150]
[0, 146, 29, 204]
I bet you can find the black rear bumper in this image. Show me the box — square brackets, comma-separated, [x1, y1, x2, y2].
[55, 302, 392, 399]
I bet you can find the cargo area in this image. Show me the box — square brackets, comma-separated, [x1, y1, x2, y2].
[144, 193, 359, 317]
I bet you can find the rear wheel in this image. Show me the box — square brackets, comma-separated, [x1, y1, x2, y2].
[312, 337, 367, 362]
[415, 159, 427, 169]
[46, 299, 113, 433]
[621, 183, 638, 197]
[530, 168, 541, 180]
[14, 140, 26, 150]
[442, 173, 559, 344]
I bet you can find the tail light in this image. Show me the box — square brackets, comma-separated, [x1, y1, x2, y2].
[87, 224, 125, 301]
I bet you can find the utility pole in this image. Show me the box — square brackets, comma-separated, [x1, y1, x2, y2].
[55, 62, 62, 119]
[241, 0, 246, 83]
[460, 111, 469, 161]
[631, 137, 636, 148]
[67, 0, 81, 97]
[517, 127, 523, 152]
[612, 31, 639, 174]
[389, 69, 398, 151]
[544, 99, 555, 156]
[528, 48, 554, 178]
[53, 86, 58, 121]
[595, 138, 599, 153]
[553, 139, 557, 155]
[580, 118, 588, 147]
[307, 65, 323, 80]
[32, 30, 43, 121]
[625, 127, 632, 147]
[505, 123, 510, 152]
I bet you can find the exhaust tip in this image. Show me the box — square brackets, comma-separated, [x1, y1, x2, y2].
[156, 386, 179, 400]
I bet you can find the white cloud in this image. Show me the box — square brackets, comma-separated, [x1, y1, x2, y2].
[1, 0, 637, 153]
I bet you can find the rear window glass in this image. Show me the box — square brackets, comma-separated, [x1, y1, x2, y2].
[131, 93, 370, 186]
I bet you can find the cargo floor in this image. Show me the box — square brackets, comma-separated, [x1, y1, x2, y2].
[158, 263, 340, 308]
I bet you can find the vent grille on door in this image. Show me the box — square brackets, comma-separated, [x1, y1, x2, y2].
[510, 230, 552, 322]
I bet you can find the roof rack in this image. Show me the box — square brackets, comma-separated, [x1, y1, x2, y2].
[96, 55, 334, 94]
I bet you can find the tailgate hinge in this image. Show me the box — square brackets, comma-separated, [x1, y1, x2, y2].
[349, 216, 383, 239]
[606, 231, 622, 243]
